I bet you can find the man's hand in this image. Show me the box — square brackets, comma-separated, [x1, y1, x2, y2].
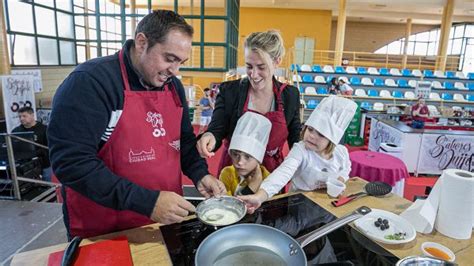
[197, 174, 226, 198]
[196, 132, 216, 158]
[150, 191, 196, 224]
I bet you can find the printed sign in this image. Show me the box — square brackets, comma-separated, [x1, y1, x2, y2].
[37, 108, 52, 125]
[417, 134, 474, 174]
[368, 118, 403, 151]
[1, 75, 37, 133]
[11, 69, 43, 92]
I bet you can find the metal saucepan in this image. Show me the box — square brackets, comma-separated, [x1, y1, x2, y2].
[332, 181, 392, 207]
[195, 196, 247, 226]
[396, 256, 457, 266]
[195, 206, 371, 265]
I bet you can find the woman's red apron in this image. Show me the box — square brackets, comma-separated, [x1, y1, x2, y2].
[64, 50, 183, 238]
[218, 82, 289, 174]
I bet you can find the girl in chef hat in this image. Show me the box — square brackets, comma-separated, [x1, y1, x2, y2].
[240, 95, 357, 212]
[220, 111, 273, 196]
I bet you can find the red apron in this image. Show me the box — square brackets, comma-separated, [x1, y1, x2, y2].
[218, 82, 289, 174]
[64, 50, 183, 238]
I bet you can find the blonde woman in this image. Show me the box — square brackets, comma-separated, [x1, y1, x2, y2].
[197, 30, 301, 174]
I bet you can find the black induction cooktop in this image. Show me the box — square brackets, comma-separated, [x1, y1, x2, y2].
[160, 194, 398, 265]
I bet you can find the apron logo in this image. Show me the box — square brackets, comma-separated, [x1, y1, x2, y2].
[169, 140, 180, 151]
[129, 148, 156, 163]
[266, 147, 279, 157]
[146, 111, 166, 138]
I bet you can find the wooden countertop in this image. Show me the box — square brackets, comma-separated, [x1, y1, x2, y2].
[10, 178, 473, 266]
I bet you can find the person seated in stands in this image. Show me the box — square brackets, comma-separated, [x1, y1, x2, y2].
[220, 112, 272, 196]
[328, 77, 339, 95]
[338, 78, 353, 95]
[411, 97, 430, 129]
[12, 107, 51, 181]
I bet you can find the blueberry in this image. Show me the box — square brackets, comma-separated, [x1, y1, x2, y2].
[374, 221, 381, 227]
[385, 224, 390, 229]
[380, 225, 386, 230]
[383, 219, 389, 225]
[377, 218, 383, 223]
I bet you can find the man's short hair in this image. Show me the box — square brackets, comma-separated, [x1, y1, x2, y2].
[203, 88, 210, 92]
[135, 10, 193, 49]
[18, 106, 34, 114]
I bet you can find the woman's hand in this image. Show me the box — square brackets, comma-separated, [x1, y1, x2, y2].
[196, 132, 216, 158]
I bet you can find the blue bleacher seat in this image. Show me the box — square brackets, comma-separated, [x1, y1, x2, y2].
[317, 87, 328, 95]
[374, 78, 385, 86]
[379, 68, 390, 75]
[357, 67, 367, 74]
[360, 102, 373, 110]
[350, 77, 361, 85]
[335, 66, 345, 73]
[441, 93, 453, 100]
[307, 100, 318, 109]
[401, 69, 412, 76]
[299, 86, 305, 93]
[290, 64, 300, 72]
[392, 91, 403, 98]
[302, 75, 314, 83]
[312, 65, 322, 73]
[467, 83, 474, 90]
[397, 79, 409, 88]
[467, 94, 474, 101]
[367, 89, 378, 97]
[423, 70, 434, 78]
[444, 82, 454, 90]
[446, 71, 456, 79]
[468, 73, 474, 80]
[326, 75, 334, 83]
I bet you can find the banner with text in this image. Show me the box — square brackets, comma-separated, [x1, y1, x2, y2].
[1, 75, 37, 133]
[368, 118, 403, 151]
[11, 69, 42, 92]
[417, 134, 474, 174]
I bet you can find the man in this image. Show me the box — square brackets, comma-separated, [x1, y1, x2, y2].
[12, 107, 51, 181]
[48, 10, 226, 239]
[198, 88, 214, 134]
[411, 97, 430, 129]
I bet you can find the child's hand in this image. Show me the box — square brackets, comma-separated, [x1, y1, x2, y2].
[238, 190, 268, 214]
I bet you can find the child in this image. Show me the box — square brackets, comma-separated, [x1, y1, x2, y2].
[338, 78, 354, 96]
[328, 77, 339, 95]
[240, 95, 357, 212]
[220, 112, 272, 196]
[198, 88, 214, 134]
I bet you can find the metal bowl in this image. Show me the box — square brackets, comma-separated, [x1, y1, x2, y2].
[195, 196, 247, 226]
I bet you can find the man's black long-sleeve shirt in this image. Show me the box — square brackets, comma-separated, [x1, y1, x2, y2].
[48, 40, 209, 217]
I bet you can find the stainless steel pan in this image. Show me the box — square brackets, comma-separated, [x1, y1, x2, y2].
[195, 206, 371, 266]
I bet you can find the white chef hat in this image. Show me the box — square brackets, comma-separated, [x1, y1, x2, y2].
[305, 95, 357, 145]
[229, 112, 272, 163]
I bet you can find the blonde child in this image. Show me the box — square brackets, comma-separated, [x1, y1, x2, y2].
[240, 95, 357, 212]
[220, 112, 272, 196]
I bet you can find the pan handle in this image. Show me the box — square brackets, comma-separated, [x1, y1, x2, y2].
[296, 206, 371, 248]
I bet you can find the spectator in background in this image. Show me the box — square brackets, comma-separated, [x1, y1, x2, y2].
[411, 97, 430, 129]
[328, 77, 339, 95]
[198, 88, 214, 134]
[338, 78, 353, 96]
[12, 107, 51, 181]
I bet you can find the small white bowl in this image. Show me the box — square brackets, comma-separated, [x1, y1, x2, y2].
[421, 242, 455, 262]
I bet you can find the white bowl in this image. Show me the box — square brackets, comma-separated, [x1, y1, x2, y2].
[421, 242, 455, 262]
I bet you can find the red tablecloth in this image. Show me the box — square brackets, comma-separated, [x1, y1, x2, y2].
[349, 151, 409, 186]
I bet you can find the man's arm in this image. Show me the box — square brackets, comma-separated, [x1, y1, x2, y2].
[48, 72, 159, 217]
[174, 79, 210, 185]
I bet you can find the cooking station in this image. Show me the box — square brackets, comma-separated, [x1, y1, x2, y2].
[161, 193, 397, 265]
[10, 178, 474, 265]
